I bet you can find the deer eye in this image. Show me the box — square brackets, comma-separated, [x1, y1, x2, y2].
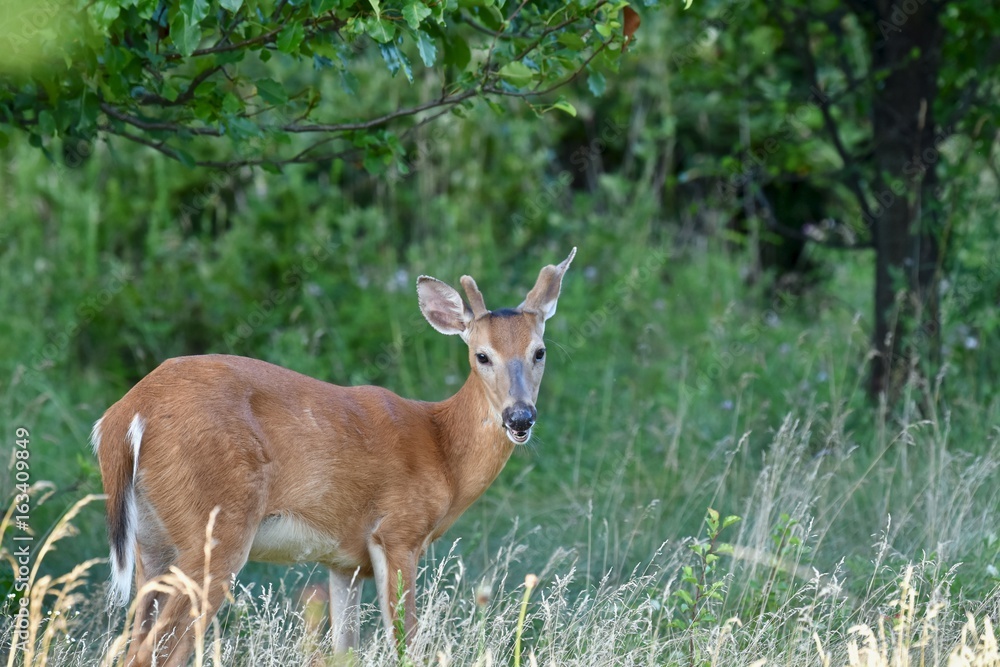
[534, 348, 545, 362]
[476, 352, 491, 365]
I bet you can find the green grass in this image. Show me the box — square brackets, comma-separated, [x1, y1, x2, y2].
[2, 102, 1000, 664]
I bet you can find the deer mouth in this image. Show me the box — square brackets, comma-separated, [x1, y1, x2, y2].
[504, 425, 532, 444]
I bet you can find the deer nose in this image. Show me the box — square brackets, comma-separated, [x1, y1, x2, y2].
[502, 403, 536, 432]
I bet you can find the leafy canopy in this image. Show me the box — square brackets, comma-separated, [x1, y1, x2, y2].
[0, 0, 659, 171]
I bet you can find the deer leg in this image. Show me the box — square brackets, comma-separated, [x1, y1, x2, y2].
[328, 568, 362, 653]
[368, 539, 418, 650]
[127, 546, 171, 658]
[127, 543, 249, 667]
[125, 505, 258, 667]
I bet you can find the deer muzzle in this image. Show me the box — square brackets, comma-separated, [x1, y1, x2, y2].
[502, 402, 536, 444]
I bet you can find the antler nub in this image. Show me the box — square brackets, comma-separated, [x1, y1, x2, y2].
[460, 275, 489, 319]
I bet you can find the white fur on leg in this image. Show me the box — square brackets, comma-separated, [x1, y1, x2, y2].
[328, 569, 362, 653]
[367, 541, 395, 642]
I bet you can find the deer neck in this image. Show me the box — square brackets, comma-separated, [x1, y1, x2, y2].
[432, 373, 515, 514]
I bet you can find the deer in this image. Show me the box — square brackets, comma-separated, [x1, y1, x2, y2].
[91, 248, 576, 666]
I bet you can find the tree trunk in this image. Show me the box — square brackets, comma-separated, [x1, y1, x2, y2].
[868, 0, 944, 401]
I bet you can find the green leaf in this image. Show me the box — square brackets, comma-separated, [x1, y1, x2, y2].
[416, 30, 437, 67]
[673, 589, 694, 606]
[723, 515, 742, 529]
[443, 33, 470, 69]
[378, 42, 413, 82]
[587, 71, 606, 97]
[557, 32, 586, 50]
[368, 0, 380, 17]
[340, 69, 359, 95]
[363, 151, 389, 175]
[180, 0, 210, 23]
[175, 148, 196, 168]
[221, 92, 243, 113]
[706, 508, 720, 533]
[366, 17, 396, 43]
[171, 13, 201, 57]
[219, 0, 243, 12]
[498, 61, 536, 88]
[38, 110, 55, 136]
[91, 1, 121, 29]
[550, 99, 576, 117]
[255, 78, 287, 105]
[277, 22, 305, 53]
[403, 2, 432, 30]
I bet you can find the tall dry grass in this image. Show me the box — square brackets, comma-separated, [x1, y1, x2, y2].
[2, 407, 999, 666]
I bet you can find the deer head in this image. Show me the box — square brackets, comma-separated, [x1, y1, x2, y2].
[416, 248, 576, 443]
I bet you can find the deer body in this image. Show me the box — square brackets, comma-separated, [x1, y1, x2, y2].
[93, 249, 575, 666]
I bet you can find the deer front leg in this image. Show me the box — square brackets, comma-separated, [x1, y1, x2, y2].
[328, 568, 362, 653]
[368, 538, 418, 651]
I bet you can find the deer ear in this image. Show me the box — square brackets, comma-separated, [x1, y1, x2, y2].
[417, 276, 474, 338]
[518, 247, 576, 321]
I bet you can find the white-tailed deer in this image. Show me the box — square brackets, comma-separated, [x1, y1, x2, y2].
[92, 248, 576, 666]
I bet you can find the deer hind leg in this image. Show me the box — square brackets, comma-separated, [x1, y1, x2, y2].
[128, 546, 171, 657]
[128, 497, 178, 654]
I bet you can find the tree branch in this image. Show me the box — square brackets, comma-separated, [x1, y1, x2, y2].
[772, 2, 877, 225]
[164, 13, 343, 61]
[279, 90, 478, 133]
[101, 103, 223, 135]
[753, 181, 872, 250]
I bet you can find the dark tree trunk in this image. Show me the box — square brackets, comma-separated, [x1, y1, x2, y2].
[868, 0, 944, 401]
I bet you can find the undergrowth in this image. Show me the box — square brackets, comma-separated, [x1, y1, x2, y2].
[2, 402, 999, 666]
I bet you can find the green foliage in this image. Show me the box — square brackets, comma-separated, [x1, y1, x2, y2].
[738, 512, 813, 624]
[1, 0, 999, 658]
[666, 508, 741, 666]
[0, 0, 651, 170]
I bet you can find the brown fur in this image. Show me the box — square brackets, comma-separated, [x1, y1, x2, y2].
[95, 249, 575, 666]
